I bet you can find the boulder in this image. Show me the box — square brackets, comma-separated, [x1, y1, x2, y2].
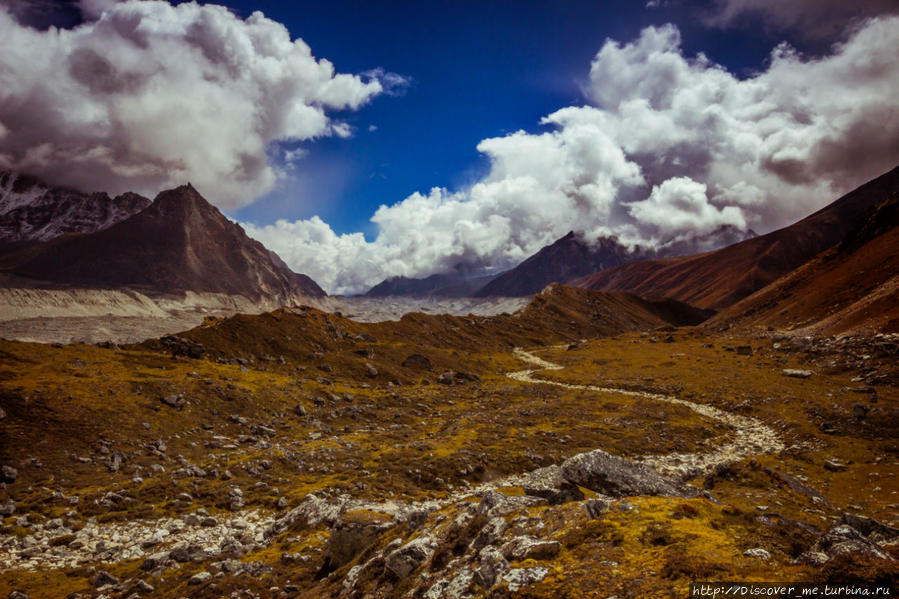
[498, 536, 561, 561]
[782, 369, 812, 379]
[796, 524, 892, 565]
[1, 465, 17, 483]
[94, 570, 119, 587]
[402, 354, 433, 370]
[474, 546, 510, 589]
[560, 449, 691, 497]
[385, 537, 435, 579]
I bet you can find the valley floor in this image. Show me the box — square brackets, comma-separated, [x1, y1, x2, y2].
[0, 320, 896, 597]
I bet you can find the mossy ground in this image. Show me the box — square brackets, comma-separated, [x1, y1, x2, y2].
[0, 310, 896, 597]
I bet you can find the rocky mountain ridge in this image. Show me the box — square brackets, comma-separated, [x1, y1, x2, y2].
[0, 171, 150, 243]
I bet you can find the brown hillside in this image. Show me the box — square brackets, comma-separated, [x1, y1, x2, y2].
[139, 284, 709, 382]
[0, 184, 324, 300]
[708, 194, 899, 336]
[572, 165, 899, 310]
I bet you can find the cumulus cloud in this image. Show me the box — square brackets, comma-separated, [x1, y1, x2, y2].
[0, 0, 402, 207]
[628, 177, 745, 236]
[246, 17, 899, 295]
[707, 0, 899, 38]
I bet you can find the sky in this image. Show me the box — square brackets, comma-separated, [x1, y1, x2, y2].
[1, 0, 898, 293]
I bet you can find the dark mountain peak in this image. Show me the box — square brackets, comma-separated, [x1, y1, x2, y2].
[148, 183, 215, 215]
[476, 232, 654, 297]
[2, 180, 325, 300]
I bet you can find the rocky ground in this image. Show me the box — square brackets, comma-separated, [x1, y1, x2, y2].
[0, 307, 897, 597]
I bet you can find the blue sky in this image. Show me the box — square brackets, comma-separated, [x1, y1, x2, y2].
[227, 0, 806, 236]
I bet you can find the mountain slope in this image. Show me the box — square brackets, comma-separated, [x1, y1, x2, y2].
[365, 272, 497, 298]
[572, 165, 899, 310]
[146, 283, 710, 370]
[708, 194, 899, 335]
[476, 232, 654, 297]
[0, 171, 150, 242]
[475, 226, 756, 298]
[1, 183, 324, 300]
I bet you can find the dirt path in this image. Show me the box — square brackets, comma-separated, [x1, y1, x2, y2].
[508, 347, 785, 478]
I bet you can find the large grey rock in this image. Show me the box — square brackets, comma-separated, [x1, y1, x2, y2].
[385, 537, 435, 579]
[560, 449, 691, 497]
[498, 536, 561, 561]
[519, 465, 584, 505]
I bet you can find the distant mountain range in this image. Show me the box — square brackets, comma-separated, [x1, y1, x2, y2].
[0, 171, 151, 242]
[365, 224, 756, 298]
[366, 272, 498, 298]
[0, 176, 324, 302]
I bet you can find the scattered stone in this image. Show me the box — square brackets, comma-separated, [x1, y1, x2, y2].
[744, 548, 771, 560]
[134, 579, 154, 594]
[502, 567, 549, 592]
[8, 592, 29, 599]
[782, 369, 812, 379]
[158, 335, 205, 359]
[0, 500, 15, 516]
[436, 371, 454, 385]
[402, 354, 433, 370]
[1, 465, 17, 483]
[160, 394, 186, 408]
[293, 404, 307, 417]
[0, 407, 6, 420]
[585, 497, 613, 519]
[94, 570, 119, 587]
[189, 571, 211, 585]
[364, 363, 379, 378]
[852, 403, 869, 420]
[823, 459, 848, 472]
[499, 536, 561, 561]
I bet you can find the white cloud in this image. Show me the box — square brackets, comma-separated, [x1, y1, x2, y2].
[247, 17, 899, 295]
[0, 0, 401, 208]
[628, 177, 745, 235]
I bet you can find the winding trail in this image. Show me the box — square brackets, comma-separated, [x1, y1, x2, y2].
[507, 347, 785, 479]
[0, 345, 786, 572]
